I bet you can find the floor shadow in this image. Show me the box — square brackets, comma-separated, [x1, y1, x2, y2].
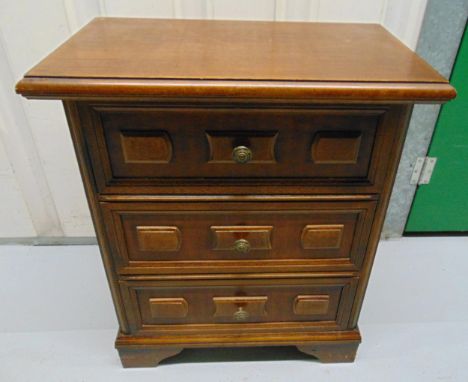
[161, 346, 316, 365]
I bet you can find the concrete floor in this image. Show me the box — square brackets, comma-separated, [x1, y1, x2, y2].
[0, 237, 467, 381]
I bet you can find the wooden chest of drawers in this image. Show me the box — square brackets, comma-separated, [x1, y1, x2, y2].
[16, 18, 455, 367]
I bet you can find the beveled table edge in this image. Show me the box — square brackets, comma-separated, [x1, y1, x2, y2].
[16, 77, 456, 103]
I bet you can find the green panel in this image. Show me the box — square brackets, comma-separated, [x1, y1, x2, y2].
[406, 26, 468, 232]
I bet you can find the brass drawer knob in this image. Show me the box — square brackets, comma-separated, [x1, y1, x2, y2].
[232, 146, 252, 164]
[233, 307, 249, 321]
[233, 239, 250, 253]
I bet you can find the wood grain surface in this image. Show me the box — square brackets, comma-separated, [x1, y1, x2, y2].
[23, 18, 448, 83]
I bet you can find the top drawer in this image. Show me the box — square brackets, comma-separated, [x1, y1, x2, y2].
[79, 104, 399, 194]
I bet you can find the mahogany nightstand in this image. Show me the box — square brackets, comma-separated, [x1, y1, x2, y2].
[16, 18, 455, 367]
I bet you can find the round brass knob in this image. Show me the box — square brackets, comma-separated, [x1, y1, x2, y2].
[232, 146, 252, 164]
[233, 307, 249, 321]
[233, 239, 251, 253]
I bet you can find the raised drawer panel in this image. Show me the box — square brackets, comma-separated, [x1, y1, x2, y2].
[207, 130, 278, 163]
[120, 130, 172, 163]
[213, 296, 268, 320]
[211, 225, 273, 251]
[81, 104, 395, 193]
[102, 200, 376, 274]
[135, 226, 181, 252]
[120, 277, 358, 333]
[294, 295, 330, 315]
[149, 298, 188, 318]
[301, 224, 344, 249]
[311, 131, 362, 163]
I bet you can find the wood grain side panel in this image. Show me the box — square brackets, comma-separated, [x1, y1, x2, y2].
[62, 101, 130, 332]
[349, 104, 414, 327]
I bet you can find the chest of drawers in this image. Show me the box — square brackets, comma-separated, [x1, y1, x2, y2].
[16, 18, 455, 367]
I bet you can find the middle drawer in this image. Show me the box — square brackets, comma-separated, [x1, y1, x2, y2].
[102, 199, 376, 274]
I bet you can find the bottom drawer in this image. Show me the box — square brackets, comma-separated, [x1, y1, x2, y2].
[120, 277, 358, 334]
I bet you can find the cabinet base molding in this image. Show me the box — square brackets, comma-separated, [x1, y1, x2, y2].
[115, 329, 361, 367]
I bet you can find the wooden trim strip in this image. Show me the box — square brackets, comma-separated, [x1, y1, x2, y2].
[115, 329, 361, 347]
[118, 272, 359, 281]
[98, 194, 379, 203]
[16, 77, 456, 103]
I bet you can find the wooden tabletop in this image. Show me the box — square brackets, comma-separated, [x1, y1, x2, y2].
[16, 18, 455, 102]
